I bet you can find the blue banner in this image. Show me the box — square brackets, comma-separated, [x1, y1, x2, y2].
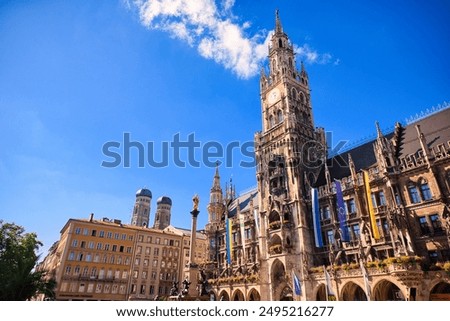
[312, 188, 323, 247]
[292, 270, 302, 296]
[335, 180, 350, 242]
[225, 217, 232, 264]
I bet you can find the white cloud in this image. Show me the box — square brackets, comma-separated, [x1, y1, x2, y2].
[132, 0, 336, 78]
[294, 44, 335, 65]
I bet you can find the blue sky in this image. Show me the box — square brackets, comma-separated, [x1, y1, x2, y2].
[0, 0, 449, 257]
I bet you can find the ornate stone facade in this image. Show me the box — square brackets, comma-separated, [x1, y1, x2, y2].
[203, 12, 450, 301]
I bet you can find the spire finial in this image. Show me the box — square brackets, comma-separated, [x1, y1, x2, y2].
[275, 9, 282, 33]
[375, 121, 383, 138]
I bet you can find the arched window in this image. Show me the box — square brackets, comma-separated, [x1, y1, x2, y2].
[277, 110, 283, 123]
[288, 57, 293, 67]
[300, 92, 306, 104]
[279, 39, 283, 48]
[291, 88, 297, 100]
[269, 115, 275, 128]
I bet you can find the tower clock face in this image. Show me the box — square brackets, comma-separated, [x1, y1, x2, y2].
[268, 88, 280, 104]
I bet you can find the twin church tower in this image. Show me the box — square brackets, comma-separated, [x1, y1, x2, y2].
[131, 188, 173, 230]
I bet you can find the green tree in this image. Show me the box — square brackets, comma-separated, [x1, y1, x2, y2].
[0, 220, 56, 300]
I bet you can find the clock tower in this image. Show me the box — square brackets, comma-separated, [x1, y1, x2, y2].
[255, 10, 326, 300]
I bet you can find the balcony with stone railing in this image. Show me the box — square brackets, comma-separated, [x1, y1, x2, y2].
[309, 256, 424, 281]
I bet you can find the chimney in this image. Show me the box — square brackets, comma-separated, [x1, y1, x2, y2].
[89, 213, 94, 222]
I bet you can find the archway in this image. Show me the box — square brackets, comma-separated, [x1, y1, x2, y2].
[373, 280, 405, 301]
[232, 289, 245, 301]
[248, 289, 261, 301]
[430, 282, 450, 301]
[341, 282, 367, 301]
[315, 284, 327, 301]
[271, 259, 287, 300]
[218, 290, 230, 301]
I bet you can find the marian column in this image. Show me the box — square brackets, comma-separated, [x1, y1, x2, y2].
[183, 194, 200, 298]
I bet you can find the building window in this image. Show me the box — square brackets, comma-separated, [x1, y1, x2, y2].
[75, 228, 81, 235]
[428, 251, 438, 264]
[420, 182, 432, 201]
[83, 228, 89, 236]
[112, 284, 118, 294]
[326, 230, 334, 246]
[114, 233, 120, 240]
[112, 245, 117, 252]
[140, 285, 146, 294]
[378, 191, 386, 206]
[80, 241, 86, 249]
[418, 216, 430, 236]
[65, 266, 72, 275]
[99, 231, 105, 238]
[408, 184, 420, 204]
[96, 242, 102, 250]
[104, 244, 110, 251]
[115, 269, 120, 279]
[78, 283, 85, 293]
[107, 232, 112, 239]
[85, 253, 92, 262]
[154, 248, 159, 256]
[156, 238, 161, 244]
[346, 199, 356, 214]
[87, 283, 94, 293]
[277, 110, 283, 123]
[74, 266, 80, 275]
[430, 214, 444, 234]
[351, 224, 360, 241]
[72, 240, 78, 247]
[88, 241, 94, 249]
[321, 206, 331, 220]
[91, 229, 97, 237]
[150, 285, 155, 295]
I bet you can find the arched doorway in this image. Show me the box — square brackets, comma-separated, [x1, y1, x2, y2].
[341, 282, 367, 301]
[218, 290, 230, 301]
[232, 289, 245, 301]
[373, 280, 405, 301]
[316, 284, 327, 301]
[271, 259, 288, 300]
[248, 289, 261, 301]
[430, 282, 450, 301]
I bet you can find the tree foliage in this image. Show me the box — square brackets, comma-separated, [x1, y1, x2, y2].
[0, 220, 56, 300]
